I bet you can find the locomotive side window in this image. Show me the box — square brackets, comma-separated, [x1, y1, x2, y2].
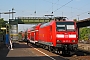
[56, 22, 75, 31]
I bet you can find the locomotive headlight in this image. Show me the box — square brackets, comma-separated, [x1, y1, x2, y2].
[72, 40, 75, 42]
[69, 35, 76, 38]
[57, 40, 61, 42]
[56, 34, 64, 38]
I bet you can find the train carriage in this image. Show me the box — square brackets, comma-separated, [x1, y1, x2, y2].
[29, 23, 42, 44]
[34, 23, 42, 43]
[27, 29, 31, 41]
[30, 27, 35, 43]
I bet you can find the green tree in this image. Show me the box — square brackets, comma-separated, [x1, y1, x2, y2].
[79, 27, 90, 40]
[0, 18, 8, 34]
[0, 18, 4, 27]
[73, 19, 77, 22]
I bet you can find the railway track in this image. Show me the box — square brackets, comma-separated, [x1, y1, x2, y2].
[22, 41, 90, 60]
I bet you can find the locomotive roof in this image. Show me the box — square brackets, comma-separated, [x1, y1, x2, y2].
[54, 17, 66, 19]
[54, 17, 67, 21]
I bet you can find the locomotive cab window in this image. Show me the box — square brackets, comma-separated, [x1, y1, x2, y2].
[56, 25, 65, 31]
[56, 22, 75, 31]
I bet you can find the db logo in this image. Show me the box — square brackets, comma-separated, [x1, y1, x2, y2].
[65, 35, 68, 38]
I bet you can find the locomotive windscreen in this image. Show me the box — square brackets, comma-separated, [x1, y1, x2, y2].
[56, 22, 75, 31]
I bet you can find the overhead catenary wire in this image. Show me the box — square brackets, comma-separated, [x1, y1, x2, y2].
[44, 0, 86, 13]
[69, 10, 90, 20]
[43, 0, 60, 14]
[43, 0, 90, 19]
[15, 0, 90, 20]
[44, 0, 90, 20]
[43, 0, 74, 14]
[54, 0, 73, 12]
[16, 0, 87, 16]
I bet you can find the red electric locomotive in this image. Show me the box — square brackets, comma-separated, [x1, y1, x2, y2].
[38, 17, 78, 54]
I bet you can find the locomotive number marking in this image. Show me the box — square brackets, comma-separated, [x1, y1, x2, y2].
[65, 35, 68, 38]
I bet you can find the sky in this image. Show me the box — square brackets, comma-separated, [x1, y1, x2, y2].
[0, 0, 90, 32]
